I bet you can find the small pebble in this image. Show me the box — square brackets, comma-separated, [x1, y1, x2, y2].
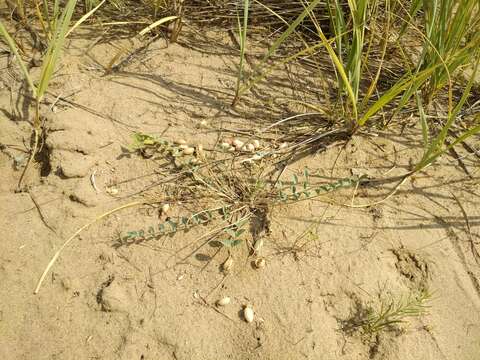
[233, 139, 244, 150]
[254, 257, 266, 269]
[252, 140, 260, 149]
[179, 144, 189, 150]
[243, 305, 254, 323]
[175, 139, 187, 145]
[216, 296, 231, 306]
[183, 147, 195, 155]
[245, 143, 255, 152]
[279, 142, 288, 150]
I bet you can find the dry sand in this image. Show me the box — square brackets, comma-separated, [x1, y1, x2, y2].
[1, 27, 480, 360]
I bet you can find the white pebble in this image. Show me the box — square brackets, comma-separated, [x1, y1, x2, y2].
[243, 305, 254, 323]
[216, 296, 231, 306]
[254, 257, 266, 269]
[245, 143, 255, 152]
[233, 139, 244, 150]
[161, 203, 170, 214]
[183, 147, 195, 155]
[175, 139, 187, 145]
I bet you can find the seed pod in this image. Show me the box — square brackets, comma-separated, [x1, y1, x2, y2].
[233, 139, 244, 150]
[254, 257, 266, 269]
[252, 140, 260, 149]
[161, 203, 170, 214]
[245, 143, 255, 152]
[175, 139, 187, 145]
[243, 305, 254, 323]
[183, 147, 195, 155]
[222, 256, 233, 272]
[253, 238, 264, 253]
[216, 296, 231, 306]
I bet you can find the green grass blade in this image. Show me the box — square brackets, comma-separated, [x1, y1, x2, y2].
[37, 0, 78, 99]
[0, 21, 37, 97]
[416, 91, 429, 150]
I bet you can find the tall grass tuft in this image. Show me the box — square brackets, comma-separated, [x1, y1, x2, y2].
[0, 0, 78, 189]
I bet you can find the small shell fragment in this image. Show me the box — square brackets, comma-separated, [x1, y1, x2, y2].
[254, 257, 266, 269]
[252, 140, 260, 149]
[222, 256, 234, 272]
[175, 139, 187, 145]
[183, 147, 195, 155]
[216, 296, 231, 306]
[243, 305, 254, 323]
[161, 203, 170, 214]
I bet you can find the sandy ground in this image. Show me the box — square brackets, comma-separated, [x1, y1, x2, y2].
[1, 26, 480, 360]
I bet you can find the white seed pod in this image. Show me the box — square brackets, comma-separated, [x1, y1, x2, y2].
[175, 139, 187, 145]
[216, 296, 231, 306]
[183, 147, 195, 155]
[253, 238, 264, 253]
[252, 140, 260, 149]
[222, 256, 234, 272]
[245, 143, 255, 152]
[233, 139, 244, 150]
[179, 144, 189, 150]
[161, 203, 170, 214]
[243, 305, 254, 323]
[254, 257, 266, 269]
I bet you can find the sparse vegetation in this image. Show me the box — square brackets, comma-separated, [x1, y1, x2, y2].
[1, 1, 479, 357]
